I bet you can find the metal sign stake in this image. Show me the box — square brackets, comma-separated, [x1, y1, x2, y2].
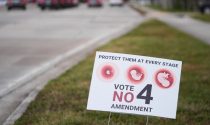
[146, 116, 149, 125]
[108, 112, 112, 125]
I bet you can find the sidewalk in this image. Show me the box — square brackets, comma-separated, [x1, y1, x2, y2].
[157, 14, 210, 45]
[133, 4, 210, 45]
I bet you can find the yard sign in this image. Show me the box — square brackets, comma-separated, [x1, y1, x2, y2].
[87, 51, 182, 119]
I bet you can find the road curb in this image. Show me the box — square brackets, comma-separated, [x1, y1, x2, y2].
[3, 13, 145, 125]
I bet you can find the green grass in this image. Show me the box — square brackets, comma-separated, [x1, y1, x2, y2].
[191, 13, 210, 23]
[147, 4, 188, 12]
[14, 20, 210, 125]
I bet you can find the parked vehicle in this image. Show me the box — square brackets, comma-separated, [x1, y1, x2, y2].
[37, 0, 59, 10]
[199, 1, 210, 14]
[60, 0, 79, 8]
[7, 0, 27, 10]
[28, 0, 36, 3]
[87, 0, 103, 7]
[37, 0, 79, 10]
[109, 0, 123, 6]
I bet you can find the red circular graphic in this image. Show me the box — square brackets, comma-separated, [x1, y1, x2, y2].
[100, 64, 115, 80]
[155, 69, 174, 89]
[127, 65, 145, 84]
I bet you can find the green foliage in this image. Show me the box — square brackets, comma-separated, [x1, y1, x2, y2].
[15, 20, 210, 125]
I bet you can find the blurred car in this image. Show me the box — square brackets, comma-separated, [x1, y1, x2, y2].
[37, 0, 78, 10]
[28, 0, 36, 3]
[37, 0, 59, 10]
[7, 0, 27, 10]
[199, 1, 210, 14]
[60, 0, 79, 8]
[109, 0, 123, 6]
[87, 0, 102, 7]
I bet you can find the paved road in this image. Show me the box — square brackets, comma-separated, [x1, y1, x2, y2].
[0, 3, 144, 124]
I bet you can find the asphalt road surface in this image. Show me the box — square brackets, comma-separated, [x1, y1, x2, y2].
[0, 3, 144, 124]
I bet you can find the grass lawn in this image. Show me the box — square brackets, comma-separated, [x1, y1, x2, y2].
[191, 13, 210, 23]
[14, 20, 210, 125]
[147, 4, 187, 12]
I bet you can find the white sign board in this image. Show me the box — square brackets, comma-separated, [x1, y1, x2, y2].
[87, 51, 182, 119]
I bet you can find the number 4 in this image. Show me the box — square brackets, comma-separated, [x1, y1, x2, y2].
[137, 84, 153, 104]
